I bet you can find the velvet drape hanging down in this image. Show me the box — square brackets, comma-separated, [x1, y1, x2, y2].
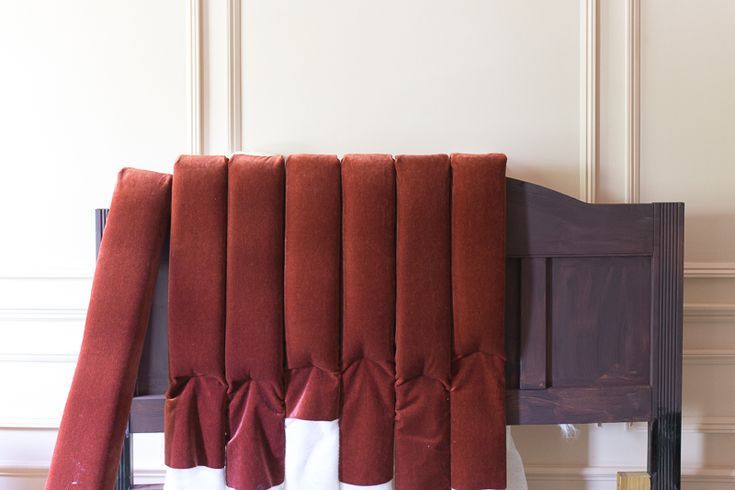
[47, 153, 508, 490]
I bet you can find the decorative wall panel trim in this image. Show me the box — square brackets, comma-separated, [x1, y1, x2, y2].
[683, 349, 735, 365]
[684, 304, 735, 322]
[0, 464, 167, 482]
[2, 464, 731, 484]
[625, 0, 640, 203]
[682, 416, 735, 434]
[0, 354, 77, 364]
[580, 0, 599, 203]
[0, 308, 86, 322]
[684, 262, 735, 279]
[524, 465, 735, 483]
[227, 0, 242, 154]
[0, 418, 62, 430]
[0, 270, 92, 280]
[0, 462, 49, 478]
[187, 0, 204, 154]
[634, 417, 735, 434]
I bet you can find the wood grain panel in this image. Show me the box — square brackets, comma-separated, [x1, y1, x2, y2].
[550, 256, 651, 388]
[506, 386, 651, 425]
[520, 258, 548, 390]
[506, 178, 653, 257]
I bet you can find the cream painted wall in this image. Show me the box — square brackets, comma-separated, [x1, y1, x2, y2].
[0, 0, 187, 487]
[1, 0, 733, 488]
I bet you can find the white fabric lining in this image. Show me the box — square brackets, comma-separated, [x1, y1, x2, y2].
[163, 424, 526, 490]
[339, 480, 393, 489]
[163, 465, 226, 490]
[285, 417, 340, 490]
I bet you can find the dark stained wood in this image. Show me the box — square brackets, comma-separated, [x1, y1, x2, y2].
[129, 395, 165, 433]
[519, 258, 547, 390]
[648, 203, 684, 490]
[506, 178, 653, 257]
[135, 236, 170, 397]
[549, 256, 651, 388]
[504, 258, 521, 389]
[505, 386, 651, 425]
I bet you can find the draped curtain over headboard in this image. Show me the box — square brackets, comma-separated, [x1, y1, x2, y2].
[47, 153, 508, 490]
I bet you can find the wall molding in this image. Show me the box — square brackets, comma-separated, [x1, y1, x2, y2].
[685, 262, 735, 279]
[0, 353, 77, 364]
[0, 308, 86, 322]
[0, 270, 92, 280]
[579, 0, 598, 203]
[684, 303, 735, 322]
[0, 462, 49, 478]
[624, 0, 640, 203]
[0, 463, 165, 482]
[0, 418, 61, 430]
[187, 0, 204, 154]
[631, 416, 735, 434]
[1, 463, 732, 484]
[682, 416, 735, 434]
[684, 349, 735, 365]
[524, 465, 735, 483]
[227, 0, 242, 154]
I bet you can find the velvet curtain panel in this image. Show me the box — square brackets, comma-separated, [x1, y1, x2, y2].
[47, 168, 172, 490]
[47, 153, 508, 490]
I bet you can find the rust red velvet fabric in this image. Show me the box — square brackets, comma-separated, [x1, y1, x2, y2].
[165, 156, 229, 470]
[340, 154, 396, 486]
[225, 154, 286, 489]
[46, 168, 171, 490]
[450, 153, 508, 490]
[284, 154, 342, 422]
[51, 152, 508, 490]
[394, 154, 453, 490]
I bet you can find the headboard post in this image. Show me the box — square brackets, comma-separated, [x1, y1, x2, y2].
[648, 202, 684, 490]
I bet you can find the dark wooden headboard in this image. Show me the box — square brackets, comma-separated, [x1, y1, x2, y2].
[99, 177, 684, 490]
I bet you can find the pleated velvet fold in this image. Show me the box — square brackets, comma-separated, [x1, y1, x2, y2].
[284, 154, 342, 489]
[165, 156, 228, 486]
[394, 154, 452, 490]
[450, 153, 508, 490]
[340, 154, 396, 489]
[46, 168, 171, 490]
[226, 154, 286, 490]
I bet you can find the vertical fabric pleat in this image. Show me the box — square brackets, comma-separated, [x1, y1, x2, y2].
[226, 155, 286, 490]
[47, 169, 171, 490]
[284, 154, 342, 489]
[340, 154, 396, 489]
[394, 154, 452, 490]
[165, 156, 228, 488]
[450, 153, 508, 490]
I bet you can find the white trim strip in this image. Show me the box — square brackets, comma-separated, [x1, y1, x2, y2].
[0, 308, 86, 322]
[227, 0, 242, 154]
[684, 349, 735, 365]
[579, 0, 598, 203]
[624, 0, 640, 203]
[684, 262, 735, 279]
[187, 0, 204, 154]
[684, 303, 735, 321]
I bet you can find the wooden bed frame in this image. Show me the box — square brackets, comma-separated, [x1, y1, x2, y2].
[98, 177, 683, 490]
